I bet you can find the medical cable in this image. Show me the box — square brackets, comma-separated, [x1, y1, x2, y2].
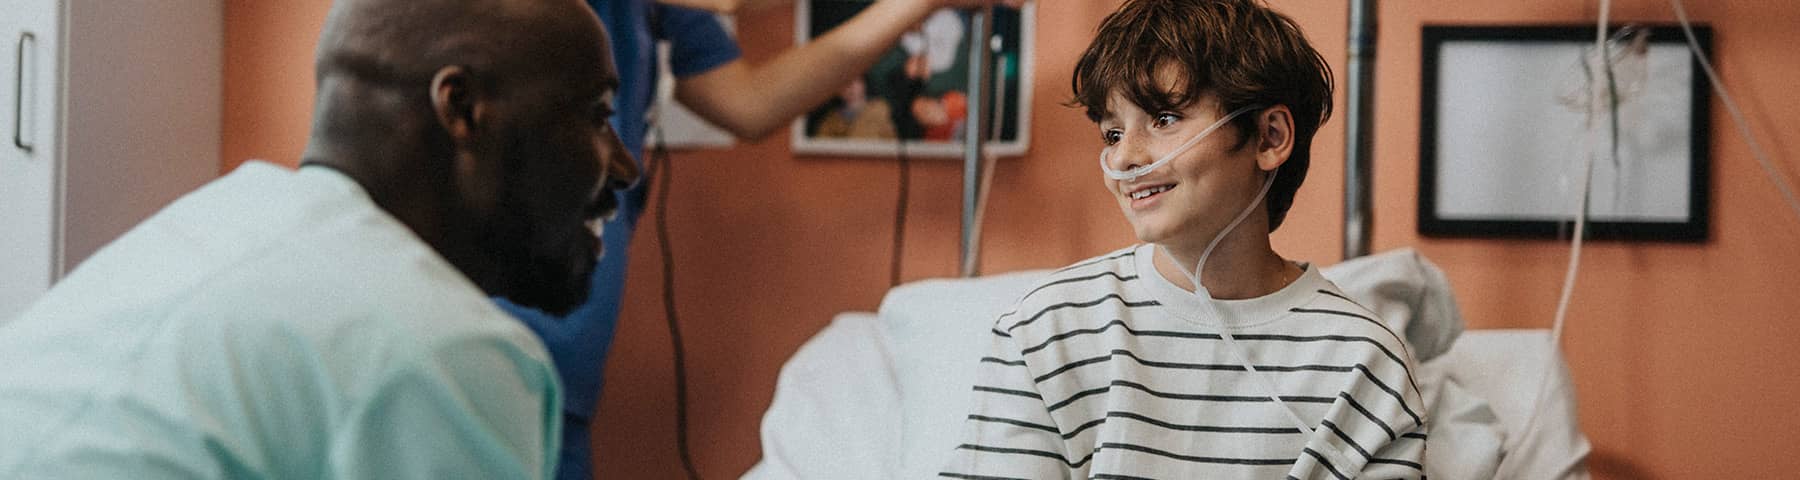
[1671, 0, 1800, 224]
[649, 127, 704, 480]
[1152, 166, 1315, 434]
[1178, 167, 1280, 289]
[1218, 331, 1315, 435]
[1510, 0, 1611, 455]
[892, 140, 910, 287]
[1100, 105, 1263, 181]
[961, 53, 1010, 277]
[963, 146, 1000, 277]
[1517, 0, 1800, 457]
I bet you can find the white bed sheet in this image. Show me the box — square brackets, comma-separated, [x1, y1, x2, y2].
[746, 249, 1589, 479]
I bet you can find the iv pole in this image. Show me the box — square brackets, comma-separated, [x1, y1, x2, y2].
[1344, 0, 1377, 259]
[960, 6, 994, 277]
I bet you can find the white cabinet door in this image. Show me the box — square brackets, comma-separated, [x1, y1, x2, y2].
[0, 0, 61, 321]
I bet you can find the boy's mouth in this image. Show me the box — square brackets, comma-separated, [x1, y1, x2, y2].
[1128, 183, 1176, 201]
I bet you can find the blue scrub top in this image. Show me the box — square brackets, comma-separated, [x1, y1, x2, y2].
[493, 2, 740, 479]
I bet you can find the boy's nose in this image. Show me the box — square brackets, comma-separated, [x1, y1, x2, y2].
[1105, 134, 1153, 173]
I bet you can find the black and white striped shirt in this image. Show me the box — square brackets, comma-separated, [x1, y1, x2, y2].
[941, 244, 1428, 480]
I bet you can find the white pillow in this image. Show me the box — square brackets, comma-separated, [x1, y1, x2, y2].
[744, 313, 902, 479]
[1431, 330, 1591, 479]
[1319, 247, 1465, 362]
[879, 270, 1048, 480]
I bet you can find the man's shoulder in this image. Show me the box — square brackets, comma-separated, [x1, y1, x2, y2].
[162, 180, 534, 360]
[175, 242, 550, 403]
[220, 229, 516, 336]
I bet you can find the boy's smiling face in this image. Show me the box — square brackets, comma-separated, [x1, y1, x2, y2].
[1097, 77, 1272, 253]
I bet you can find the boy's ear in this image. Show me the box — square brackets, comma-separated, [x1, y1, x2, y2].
[1253, 105, 1295, 172]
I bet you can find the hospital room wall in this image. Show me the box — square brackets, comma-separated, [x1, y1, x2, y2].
[219, 1, 1800, 479]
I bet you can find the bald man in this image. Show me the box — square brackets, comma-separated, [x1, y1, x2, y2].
[0, 0, 635, 478]
[508, 1, 1017, 477]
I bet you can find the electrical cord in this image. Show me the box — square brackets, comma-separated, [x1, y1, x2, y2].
[1670, 0, 1800, 224]
[649, 129, 702, 480]
[961, 53, 1010, 278]
[892, 140, 910, 287]
[1511, 0, 1611, 454]
[1515, 0, 1800, 459]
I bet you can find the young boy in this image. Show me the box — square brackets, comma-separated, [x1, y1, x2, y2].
[940, 1, 1427, 478]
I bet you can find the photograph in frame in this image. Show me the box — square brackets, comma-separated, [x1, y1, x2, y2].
[1418, 25, 1712, 242]
[791, 1, 1034, 158]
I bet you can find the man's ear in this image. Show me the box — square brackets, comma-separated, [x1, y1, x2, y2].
[431, 66, 483, 143]
[431, 66, 502, 218]
[1253, 105, 1295, 172]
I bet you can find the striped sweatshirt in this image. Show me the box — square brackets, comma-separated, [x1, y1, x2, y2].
[941, 244, 1428, 480]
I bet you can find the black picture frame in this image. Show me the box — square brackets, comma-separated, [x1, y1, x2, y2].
[1418, 25, 1712, 242]
[789, 1, 1034, 158]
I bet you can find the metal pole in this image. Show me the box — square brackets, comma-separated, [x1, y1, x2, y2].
[961, 8, 993, 277]
[1343, 0, 1377, 260]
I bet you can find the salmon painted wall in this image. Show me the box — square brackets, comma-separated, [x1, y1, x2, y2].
[223, 1, 1800, 478]
[222, 2, 327, 171]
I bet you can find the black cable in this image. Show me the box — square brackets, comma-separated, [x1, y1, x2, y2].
[649, 132, 701, 480]
[891, 140, 910, 287]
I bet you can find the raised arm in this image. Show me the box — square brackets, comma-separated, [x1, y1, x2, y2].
[675, 0, 1021, 140]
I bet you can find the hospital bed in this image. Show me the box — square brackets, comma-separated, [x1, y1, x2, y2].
[745, 248, 1592, 479]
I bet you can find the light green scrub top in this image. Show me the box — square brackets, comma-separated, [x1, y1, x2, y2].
[0, 162, 562, 479]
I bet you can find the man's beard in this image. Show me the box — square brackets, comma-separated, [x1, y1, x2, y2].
[482, 169, 599, 317]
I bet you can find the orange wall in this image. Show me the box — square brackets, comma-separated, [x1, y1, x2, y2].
[223, 1, 1800, 478]
[222, 2, 326, 171]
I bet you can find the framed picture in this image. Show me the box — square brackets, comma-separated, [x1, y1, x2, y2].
[790, 1, 1034, 158]
[1418, 25, 1712, 241]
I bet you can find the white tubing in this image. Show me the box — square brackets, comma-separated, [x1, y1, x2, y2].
[1510, 0, 1610, 454]
[1100, 105, 1263, 181]
[1670, 0, 1800, 224]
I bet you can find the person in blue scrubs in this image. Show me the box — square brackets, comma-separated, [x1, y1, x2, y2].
[494, 0, 1021, 477]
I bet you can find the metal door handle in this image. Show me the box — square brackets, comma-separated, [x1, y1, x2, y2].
[15, 31, 34, 153]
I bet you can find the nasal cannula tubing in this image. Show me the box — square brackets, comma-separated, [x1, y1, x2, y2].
[1156, 166, 1317, 434]
[1100, 105, 1265, 181]
[1102, 99, 1316, 434]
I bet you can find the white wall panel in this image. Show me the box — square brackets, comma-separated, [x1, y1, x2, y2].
[0, 0, 221, 322]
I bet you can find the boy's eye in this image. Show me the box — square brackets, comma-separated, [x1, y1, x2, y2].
[1152, 112, 1181, 129]
[1101, 129, 1123, 146]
